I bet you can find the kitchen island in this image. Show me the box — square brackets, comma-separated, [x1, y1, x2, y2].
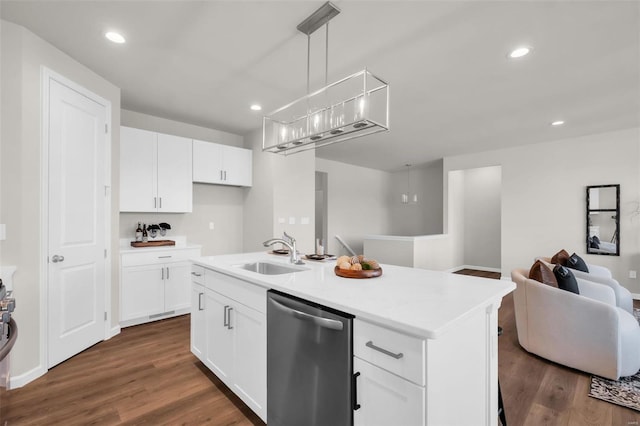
[191, 252, 515, 426]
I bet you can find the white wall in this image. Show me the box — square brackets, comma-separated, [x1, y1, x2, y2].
[462, 166, 501, 269]
[242, 128, 316, 254]
[316, 158, 392, 255]
[388, 160, 444, 236]
[444, 127, 640, 291]
[0, 20, 121, 380]
[120, 110, 245, 255]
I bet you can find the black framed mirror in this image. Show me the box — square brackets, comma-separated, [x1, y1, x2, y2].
[586, 184, 619, 256]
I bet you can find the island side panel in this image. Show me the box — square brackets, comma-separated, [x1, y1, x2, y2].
[425, 301, 499, 426]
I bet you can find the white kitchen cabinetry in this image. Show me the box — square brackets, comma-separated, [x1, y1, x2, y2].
[120, 247, 201, 327]
[190, 265, 206, 361]
[120, 126, 193, 212]
[192, 139, 252, 187]
[190, 267, 266, 422]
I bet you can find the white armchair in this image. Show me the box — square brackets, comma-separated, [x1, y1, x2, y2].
[539, 256, 633, 314]
[511, 268, 640, 380]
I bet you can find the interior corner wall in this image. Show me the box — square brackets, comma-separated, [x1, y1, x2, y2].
[242, 129, 315, 254]
[315, 158, 392, 255]
[119, 110, 245, 256]
[462, 166, 501, 269]
[0, 20, 121, 381]
[444, 127, 640, 289]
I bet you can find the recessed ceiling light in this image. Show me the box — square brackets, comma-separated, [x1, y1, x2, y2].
[105, 31, 126, 44]
[508, 46, 531, 59]
[250, 104, 262, 111]
[551, 120, 565, 126]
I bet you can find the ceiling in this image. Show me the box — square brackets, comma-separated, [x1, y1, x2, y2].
[2, 1, 639, 172]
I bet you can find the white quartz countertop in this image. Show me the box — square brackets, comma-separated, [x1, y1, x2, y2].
[192, 252, 515, 339]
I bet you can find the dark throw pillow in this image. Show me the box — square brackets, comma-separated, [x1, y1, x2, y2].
[593, 235, 601, 245]
[553, 265, 580, 294]
[551, 249, 570, 266]
[529, 260, 558, 287]
[589, 237, 600, 249]
[567, 253, 589, 273]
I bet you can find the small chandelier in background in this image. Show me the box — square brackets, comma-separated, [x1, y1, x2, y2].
[401, 164, 418, 205]
[262, 2, 389, 155]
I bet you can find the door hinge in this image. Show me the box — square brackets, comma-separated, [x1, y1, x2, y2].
[104, 312, 107, 321]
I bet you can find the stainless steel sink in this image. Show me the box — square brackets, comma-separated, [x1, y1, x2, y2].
[236, 261, 308, 275]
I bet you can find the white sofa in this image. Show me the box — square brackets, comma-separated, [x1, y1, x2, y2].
[539, 256, 634, 314]
[511, 268, 640, 380]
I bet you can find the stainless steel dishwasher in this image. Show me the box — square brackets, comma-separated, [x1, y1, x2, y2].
[267, 289, 355, 426]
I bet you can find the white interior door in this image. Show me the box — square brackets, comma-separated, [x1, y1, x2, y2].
[47, 77, 107, 368]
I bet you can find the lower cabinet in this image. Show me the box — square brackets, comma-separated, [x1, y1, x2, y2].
[190, 267, 266, 422]
[354, 357, 425, 426]
[120, 247, 201, 327]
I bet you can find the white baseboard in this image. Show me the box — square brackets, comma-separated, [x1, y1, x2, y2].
[632, 293, 640, 301]
[9, 364, 46, 389]
[108, 325, 121, 340]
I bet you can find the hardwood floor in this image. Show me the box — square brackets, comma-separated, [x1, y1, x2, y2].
[2, 316, 264, 425]
[3, 274, 639, 425]
[455, 268, 640, 425]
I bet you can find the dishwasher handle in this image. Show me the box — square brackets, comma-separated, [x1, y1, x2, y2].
[269, 297, 344, 331]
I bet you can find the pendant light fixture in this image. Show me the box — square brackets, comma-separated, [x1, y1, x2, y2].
[263, 2, 389, 155]
[401, 164, 418, 205]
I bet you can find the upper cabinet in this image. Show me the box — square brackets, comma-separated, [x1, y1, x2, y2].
[120, 126, 193, 212]
[193, 139, 252, 187]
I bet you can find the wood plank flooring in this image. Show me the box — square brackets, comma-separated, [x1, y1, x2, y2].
[3, 271, 639, 425]
[455, 268, 640, 425]
[1, 316, 264, 425]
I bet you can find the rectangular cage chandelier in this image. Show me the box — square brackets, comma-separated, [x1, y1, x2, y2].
[262, 2, 389, 155]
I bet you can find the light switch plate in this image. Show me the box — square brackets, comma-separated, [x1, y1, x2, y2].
[278, 217, 285, 224]
[301, 217, 310, 225]
[289, 216, 296, 225]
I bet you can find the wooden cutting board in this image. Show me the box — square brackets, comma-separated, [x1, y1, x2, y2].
[130, 240, 176, 247]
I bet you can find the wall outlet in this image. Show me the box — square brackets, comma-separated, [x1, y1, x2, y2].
[289, 216, 296, 225]
[301, 217, 310, 225]
[209, 222, 215, 230]
[278, 217, 285, 224]
[630, 270, 637, 279]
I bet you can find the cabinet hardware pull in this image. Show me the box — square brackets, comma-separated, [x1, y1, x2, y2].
[166, 267, 169, 279]
[158, 255, 172, 259]
[224, 170, 227, 181]
[191, 272, 202, 277]
[365, 341, 404, 359]
[154, 197, 157, 208]
[161, 267, 164, 280]
[198, 293, 204, 310]
[220, 170, 223, 181]
[159, 197, 162, 208]
[352, 372, 361, 410]
[227, 307, 233, 329]
[223, 305, 229, 327]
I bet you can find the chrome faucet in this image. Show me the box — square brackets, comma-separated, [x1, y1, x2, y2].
[263, 232, 305, 265]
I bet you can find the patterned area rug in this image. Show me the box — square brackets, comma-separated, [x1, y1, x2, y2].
[589, 371, 640, 412]
[588, 308, 640, 412]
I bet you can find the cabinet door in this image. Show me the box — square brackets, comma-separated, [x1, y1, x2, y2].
[120, 126, 157, 212]
[121, 264, 164, 321]
[232, 303, 266, 420]
[353, 357, 425, 426]
[192, 139, 224, 184]
[205, 290, 234, 381]
[164, 261, 191, 312]
[223, 145, 252, 187]
[157, 133, 192, 212]
[190, 282, 206, 361]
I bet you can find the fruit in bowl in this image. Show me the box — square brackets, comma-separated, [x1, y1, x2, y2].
[336, 255, 380, 271]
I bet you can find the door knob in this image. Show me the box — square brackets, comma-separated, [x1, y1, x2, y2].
[51, 255, 65, 263]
